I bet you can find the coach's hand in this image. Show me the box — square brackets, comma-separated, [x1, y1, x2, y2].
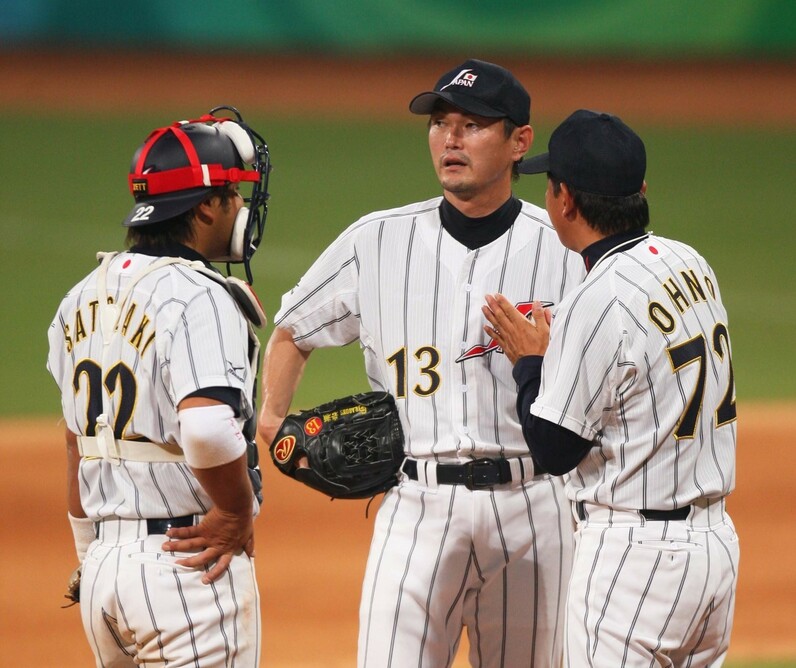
[482, 294, 551, 364]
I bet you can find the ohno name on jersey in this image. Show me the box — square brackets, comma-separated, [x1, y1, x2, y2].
[61, 299, 154, 356]
[648, 268, 718, 334]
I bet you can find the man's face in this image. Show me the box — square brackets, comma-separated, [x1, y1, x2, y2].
[427, 103, 518, 200]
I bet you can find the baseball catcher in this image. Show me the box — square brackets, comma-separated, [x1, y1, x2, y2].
[270, 392, 404, 499]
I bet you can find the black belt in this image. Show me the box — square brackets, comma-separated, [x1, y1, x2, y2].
[146, 515, 195, 535]
[403, 458, 517, 490]
[576, 502, 691, 522]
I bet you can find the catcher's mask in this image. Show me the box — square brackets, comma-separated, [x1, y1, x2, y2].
[123, 105, 272, 283]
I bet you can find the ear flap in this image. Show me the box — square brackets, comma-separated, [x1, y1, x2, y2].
[214, 121, 255, 165]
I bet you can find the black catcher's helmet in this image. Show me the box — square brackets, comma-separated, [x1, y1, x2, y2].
[123, 106, 272, 283]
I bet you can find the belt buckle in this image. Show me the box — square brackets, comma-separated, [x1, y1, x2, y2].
[464, 458, 497, 490]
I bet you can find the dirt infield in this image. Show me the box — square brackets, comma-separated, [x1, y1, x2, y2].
[0, 404, 793, 666]
[1, 50, 795, 126]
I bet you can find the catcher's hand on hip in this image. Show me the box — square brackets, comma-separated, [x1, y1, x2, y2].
[269, 391, 405, 499]
[163, 507, 254, 585]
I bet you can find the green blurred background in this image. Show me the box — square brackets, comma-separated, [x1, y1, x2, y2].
[3, 0, 795, 56]
[2, 117, 795, 416]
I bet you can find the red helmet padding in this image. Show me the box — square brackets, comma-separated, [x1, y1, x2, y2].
[128, 165, 258, 195]
[134, 127, 170, 176]
[128, 124, 256, 196]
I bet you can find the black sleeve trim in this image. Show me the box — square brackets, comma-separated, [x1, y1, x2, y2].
[183, 386, 243, 417]
[512, 356, 593, 475]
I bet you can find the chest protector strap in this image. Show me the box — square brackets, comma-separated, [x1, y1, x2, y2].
[86, 252, 265, 469]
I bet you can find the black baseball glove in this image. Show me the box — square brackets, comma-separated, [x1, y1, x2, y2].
[270, 391, 405, 499]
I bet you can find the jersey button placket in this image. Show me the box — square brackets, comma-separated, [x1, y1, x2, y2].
[452, 257, 476, 455]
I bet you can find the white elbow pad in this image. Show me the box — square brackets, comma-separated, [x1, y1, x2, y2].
[179, 404, 246, 469]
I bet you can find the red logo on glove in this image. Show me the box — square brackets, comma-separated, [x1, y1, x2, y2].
[273, 435, 296, 464]
[304, 417, 323, 435]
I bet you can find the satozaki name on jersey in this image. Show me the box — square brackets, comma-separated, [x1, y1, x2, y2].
[61, 298, 154, 356]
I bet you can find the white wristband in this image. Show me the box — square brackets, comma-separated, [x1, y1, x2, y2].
[68, 512, 95, 563]
[179, 404, 246, 469]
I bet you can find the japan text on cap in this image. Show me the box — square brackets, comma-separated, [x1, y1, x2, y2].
[519, 109, 646, 197]
[409, 59, 531, 127]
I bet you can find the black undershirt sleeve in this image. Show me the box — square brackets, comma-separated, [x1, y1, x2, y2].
[183, 386, 243, 416]
[512, 356, 594, 475]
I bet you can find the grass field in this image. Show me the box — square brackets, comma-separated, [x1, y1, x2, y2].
[2, 113, 794, 417]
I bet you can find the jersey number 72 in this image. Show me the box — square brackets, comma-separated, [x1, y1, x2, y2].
[667, 322, 736, 440]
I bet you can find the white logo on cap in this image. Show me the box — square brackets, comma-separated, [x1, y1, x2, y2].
[440, 69, 478, 90]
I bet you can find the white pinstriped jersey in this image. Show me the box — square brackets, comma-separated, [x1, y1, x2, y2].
[47, 251, 258, 520]
[532, 233, 737, 509]
[276, 196, 585, 462]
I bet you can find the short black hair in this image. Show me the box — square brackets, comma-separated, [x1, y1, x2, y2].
[550, 176, 649, 235]
[503, 118, 522, 181]
[125, 185, 235, 249]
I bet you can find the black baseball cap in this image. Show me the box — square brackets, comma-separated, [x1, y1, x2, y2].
[123, 122, 245, 227]
[409, 59, 530, 127]
[519, 109, 646, 197]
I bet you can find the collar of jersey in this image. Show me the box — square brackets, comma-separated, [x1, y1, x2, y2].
[439, 195, 520, 250]
[128, 242, 215, 271]
[581, 229, 650, 273]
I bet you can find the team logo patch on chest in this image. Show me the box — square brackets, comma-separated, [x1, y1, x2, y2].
[457, 300, 554, 362]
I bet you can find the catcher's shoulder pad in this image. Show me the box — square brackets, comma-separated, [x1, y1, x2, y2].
[269, 391, 405, 499]
[189, 265, 267, 329]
